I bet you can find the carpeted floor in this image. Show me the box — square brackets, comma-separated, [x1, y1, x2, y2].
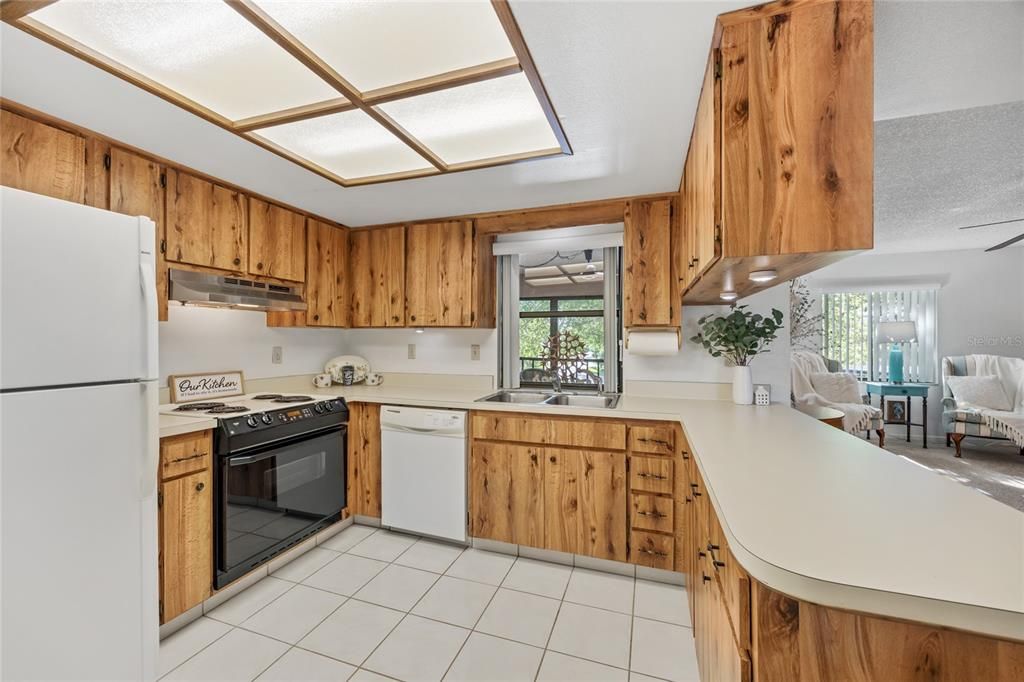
[879, 426, 1024, 513]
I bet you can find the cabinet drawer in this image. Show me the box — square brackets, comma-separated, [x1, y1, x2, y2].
[160, 431, 212, 480]
[630, 456, 674, 495]
[631, 494, 674, 533]
[472, 412, 626, 450]
[628, 424, 675, 455]
[631, 530, 674, 570]
[708, 514, 750, 650]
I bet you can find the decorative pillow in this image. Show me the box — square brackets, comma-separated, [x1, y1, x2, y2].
[809, 372, 862, 404]
[946, 375, 1012, 411]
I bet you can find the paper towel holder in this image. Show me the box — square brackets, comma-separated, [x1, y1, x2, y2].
[624, 327, 681, 351]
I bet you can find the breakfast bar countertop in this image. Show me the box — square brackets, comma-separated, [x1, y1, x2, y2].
[336, 383, 1024, 642]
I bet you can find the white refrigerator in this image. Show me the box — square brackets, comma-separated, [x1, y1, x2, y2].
[0, 187, 159, 681]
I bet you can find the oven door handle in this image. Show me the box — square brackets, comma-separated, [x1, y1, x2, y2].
[228, 451, 278, 467]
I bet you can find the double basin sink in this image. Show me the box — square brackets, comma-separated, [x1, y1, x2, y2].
[476, 389, 621, 409]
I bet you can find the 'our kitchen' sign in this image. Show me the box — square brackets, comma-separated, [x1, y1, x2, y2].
[169, 371, 245, 403]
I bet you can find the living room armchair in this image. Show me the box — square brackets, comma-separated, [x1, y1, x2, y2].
[791, 351, 885, 445]
[942, 355, 1024, 458]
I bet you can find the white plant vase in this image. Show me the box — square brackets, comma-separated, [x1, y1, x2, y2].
[732, 365, 754, 405]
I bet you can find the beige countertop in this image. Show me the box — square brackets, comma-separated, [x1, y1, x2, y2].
[158, 413, 217, 438]
[338, 384, 1024, 641]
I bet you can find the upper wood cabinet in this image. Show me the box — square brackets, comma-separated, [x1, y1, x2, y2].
[681, 0, 873, 303]
[166, 169, 247, 273]
[405, 220, 474, 327]
[1, 110, 86, 204]
[305, 219, 349, 327]
[248, 198, 306, 282]
[624, 198, 675, 328]
[349, 226, 406, 327]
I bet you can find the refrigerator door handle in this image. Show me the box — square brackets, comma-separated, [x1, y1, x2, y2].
[140, 381, 159, 499]
[139, 261, 158, 380]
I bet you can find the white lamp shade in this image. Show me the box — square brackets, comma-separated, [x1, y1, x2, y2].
[877, 320, 917, 343]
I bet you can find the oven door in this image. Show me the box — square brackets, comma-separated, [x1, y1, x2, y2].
[216, 427, 345, 586]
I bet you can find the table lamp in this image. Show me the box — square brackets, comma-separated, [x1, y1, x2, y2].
[877, 321, 917, 384]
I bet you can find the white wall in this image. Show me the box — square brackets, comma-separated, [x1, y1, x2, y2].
[339, 328, 498, 377]
[159, 305, 345, 383]
[806, 247, 1024, 434]
[625, 284, 792, 402]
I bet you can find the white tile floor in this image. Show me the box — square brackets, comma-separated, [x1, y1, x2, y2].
[160, 526, 700, 682]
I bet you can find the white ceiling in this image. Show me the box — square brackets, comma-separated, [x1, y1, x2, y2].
[0, 1, 747, 227]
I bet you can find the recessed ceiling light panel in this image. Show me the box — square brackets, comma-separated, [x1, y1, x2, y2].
[255, 0, 516, 92]
[378, 73, 560, 165]
[30, 0, 338, 121]
[526, 276, 573, 287]
[253, 109, 433, 180]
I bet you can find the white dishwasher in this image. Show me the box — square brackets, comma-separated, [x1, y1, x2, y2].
[380, 406, 467, 542]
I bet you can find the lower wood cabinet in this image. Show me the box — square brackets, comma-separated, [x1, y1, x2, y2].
[347, 402, 382, 517]
[469, 441, 544, 548]
[158, 430, 213, 624]
[545, 448, 626, 561]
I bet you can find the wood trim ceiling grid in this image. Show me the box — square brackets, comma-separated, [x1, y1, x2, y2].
[3, 0, 571, 188]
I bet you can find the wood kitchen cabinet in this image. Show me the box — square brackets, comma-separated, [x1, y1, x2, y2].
[680, 0, 873, 303]
[349, 226, 405, 327]
[248, 198, 306, 282]
[166, 169, 247, 273]
[469, 441, 544, 547]
[1, 109, 86, 204]
[623, 198, 675, 328]
[545, 448, 627, 561]
[158, 430, 213, 624]
[348, 402, 382, 517]
[304, 219, 349, 326]
[405, 220, 474, 327]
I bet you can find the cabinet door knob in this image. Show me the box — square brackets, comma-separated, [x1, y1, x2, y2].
[256, 262, 264, 270]
[233, 257, 241, 266]
[195, 482, 205, 492]
[312, 314, 319, 321]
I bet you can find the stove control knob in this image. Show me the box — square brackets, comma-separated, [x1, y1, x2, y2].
[246, 416, 259, 428]
[324, 401, 335, 412]
[314, 402, 325, 414]
[261, 413, 274, 425]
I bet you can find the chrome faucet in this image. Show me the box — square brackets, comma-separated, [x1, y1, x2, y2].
[596, 377, 605, 394]
[549, 372, 562, 393]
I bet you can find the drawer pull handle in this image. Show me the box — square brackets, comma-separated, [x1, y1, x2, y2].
[692, 491, 702, 497]
[639, 548, 669, 557]
[702, 574, 712, 583]
[637, 511, 667, 518]
[638, 473, 668, 480]
[689, 482, 699, 489]
[697, 550, 707, 558]
[707, 542, 720, 551]
[167, 452, 207, 465]
[638, 438, 672, 447]
[681, 452, 690, 460]
[713, 560, 726, 568]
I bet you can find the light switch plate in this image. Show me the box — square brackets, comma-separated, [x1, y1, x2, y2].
[407, 344, 416, 360]
[271, 346, 283, 364]
[471, 344, 480, 361]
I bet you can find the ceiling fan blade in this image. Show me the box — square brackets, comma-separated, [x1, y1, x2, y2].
[958, 217, 1024, 230]
[985, 232, 1024, 252]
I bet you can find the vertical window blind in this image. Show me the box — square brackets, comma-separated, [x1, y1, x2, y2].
[821, 289, 938, 382]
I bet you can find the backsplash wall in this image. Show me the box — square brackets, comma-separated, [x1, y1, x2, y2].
[159, 305, 344, 385]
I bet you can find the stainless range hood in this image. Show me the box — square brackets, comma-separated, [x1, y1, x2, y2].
[169, 269, 306, 312]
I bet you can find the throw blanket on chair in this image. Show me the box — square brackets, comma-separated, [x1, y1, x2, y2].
[791, 351, 879, 434]
[969, 355, 1024, 448]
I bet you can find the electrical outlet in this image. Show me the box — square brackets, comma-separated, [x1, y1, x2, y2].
[470, 344, 480, 361]
[271, 346, 283, 364]
[407, 343, 416, 360]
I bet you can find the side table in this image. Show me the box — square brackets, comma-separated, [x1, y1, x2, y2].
[864, 382, 932, 448]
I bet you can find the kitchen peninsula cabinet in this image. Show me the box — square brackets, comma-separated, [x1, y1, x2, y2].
[623, 198, 675, 328]
[679, 0, 874, 303]
[166, 169, 248, 273]
[1, 109, 86, 204]
[349, 226, 406, 328]
[248, 198, 306, 282]
[405, 220, 475, 327]
[347, 402, 382, 517]
[158, 430, 213, 624]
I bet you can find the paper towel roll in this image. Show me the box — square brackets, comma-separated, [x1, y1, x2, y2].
[626, 329, 680, 356]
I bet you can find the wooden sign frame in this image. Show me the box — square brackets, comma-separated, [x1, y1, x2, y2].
[169, 371, 245, 403]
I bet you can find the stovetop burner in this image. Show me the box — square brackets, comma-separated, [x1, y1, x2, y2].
[175, 402, 226, 412]
[274, 396, 314, 403]
[252, 394, 283, 400]
[207, 406, 249, 414]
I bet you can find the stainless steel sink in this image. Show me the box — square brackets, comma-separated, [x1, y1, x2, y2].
[542, 393, 621, 409]
[479, 390, 554, 404]
[476, 390, 620, 409]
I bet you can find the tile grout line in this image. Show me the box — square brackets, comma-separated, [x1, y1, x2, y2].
[158, 622, 236, 680]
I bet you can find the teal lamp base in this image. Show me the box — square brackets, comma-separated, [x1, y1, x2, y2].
[888, 344, 905, 384]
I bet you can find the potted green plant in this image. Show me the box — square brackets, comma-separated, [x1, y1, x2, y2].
[691, 305, 784, 405]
